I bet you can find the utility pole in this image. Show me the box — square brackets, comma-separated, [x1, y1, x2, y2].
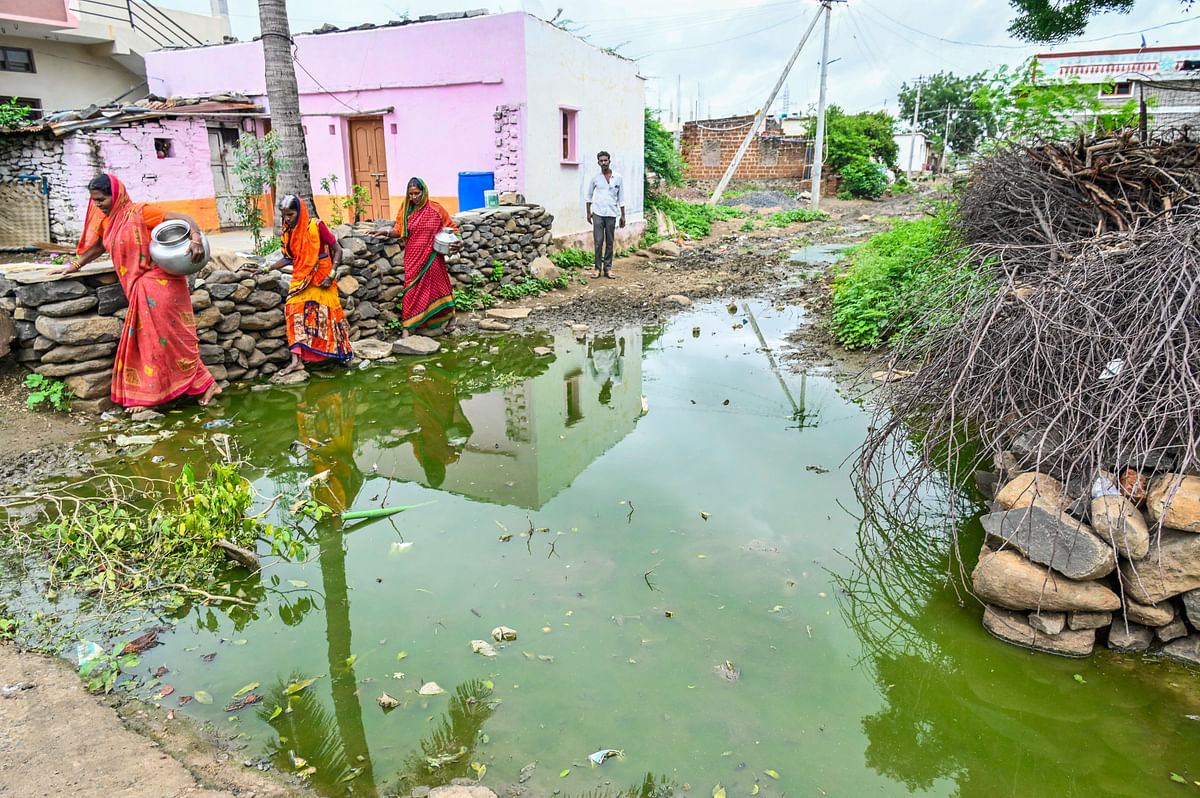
[676, 74, 681, 127]
[809, 1, 832, 211]
[941, 105, 951, 173]
[906, 76, 922, 181]
[707, 1, 826, 205]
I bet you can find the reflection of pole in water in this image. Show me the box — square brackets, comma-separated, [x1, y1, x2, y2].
[740, 303, 811, 427]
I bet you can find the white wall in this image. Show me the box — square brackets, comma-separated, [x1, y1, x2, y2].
[0, 34, 144, 112]
[522, 16, 645, 243]
[894, 133, 929, 173]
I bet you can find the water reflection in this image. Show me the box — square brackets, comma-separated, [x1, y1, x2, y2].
[362, 328, 646, 508]
[394, 678, 496, 789]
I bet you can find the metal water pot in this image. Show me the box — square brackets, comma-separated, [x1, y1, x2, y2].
[149, 219, 210, 276]
[432, 227, 458, 255]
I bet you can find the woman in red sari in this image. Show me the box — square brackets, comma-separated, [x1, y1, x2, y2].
[264, 194, 352, 376]
[55, 174, 219, 409]
[368, 177, 461, 338]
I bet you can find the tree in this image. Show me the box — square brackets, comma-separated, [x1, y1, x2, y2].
[257, 0, 315, 219]
[1007, 0, 1193, 42]
[898, 72, 995, 161]
[807, 106, 899, 172]
[973, 58, 1139, 143]
[644, 108, 684, 188]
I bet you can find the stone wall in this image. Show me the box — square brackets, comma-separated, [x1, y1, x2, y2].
[0, 204, 555, 412]
[973, 463, 1200, 665]
[681, 115, 814, 183]
[0, 134, 73, 242]
[493, 104, 523, 193]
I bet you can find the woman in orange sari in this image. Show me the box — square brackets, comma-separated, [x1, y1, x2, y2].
[368, 177, 461, 338]
[56, 174, 219, 408]
[264, 195, 352, 376]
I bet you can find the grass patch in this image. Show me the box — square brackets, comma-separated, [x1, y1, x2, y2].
[647, 195, 745, 238]
[830, 204, 961, 349]
[763, 208, 829, 227]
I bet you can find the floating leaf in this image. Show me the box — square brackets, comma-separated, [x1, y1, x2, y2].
[268, 706, 283, 720]
[287, 579, 308, 588]
[765, 769, 780, 780]
[471, 762, 487, 780]
[193, 690, 213, 704]
[345, 654, 357, 667]
[1073, 674, 1087, 684]
[340, 768, 361, 782]
[700, 511, 711, 521]
[159, 685, 174, 697]
[560, 769, 571, 778]
[233, 682, 260, 698]
[713, 785, 726, 798]
[232, 639, 248, 646]
[285, 677, 318, 695]
[751, 785, 760, 796]
[482, 679, 494, 689]
[1170, 773, 1186, 784]
[396, 651, 408, 660]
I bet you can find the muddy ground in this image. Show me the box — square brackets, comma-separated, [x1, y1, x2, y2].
[0, 189, 931, 797]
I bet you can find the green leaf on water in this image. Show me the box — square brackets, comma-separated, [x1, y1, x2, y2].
[233, 682, 260, 697]
[194, 690, 213, 704]
[232, 639, 248, 646]
[287, 580, 308, 588]
[751, 785, 760, 796]
[268, 706, 282, 720]
[1073, 674, 1087, 684]
[1170, 772, 1186, 783]
[560, 769, 571, 778]
[345, 654, 357, 667]
[482, 680, 494, 689]
[285, 677, 318, 695]
[396, 651, 407, 660]
[713, 785, 726, 798]
[764, 770, 780, 779]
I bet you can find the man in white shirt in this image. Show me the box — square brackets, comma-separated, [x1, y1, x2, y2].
[585, 151, 625, 279]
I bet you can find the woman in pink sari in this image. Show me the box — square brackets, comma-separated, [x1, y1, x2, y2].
[368, 177, 461, 338]
[55, 174, 219, 408]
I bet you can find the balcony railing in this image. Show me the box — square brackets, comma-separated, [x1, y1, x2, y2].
[76, 0, 206, 49]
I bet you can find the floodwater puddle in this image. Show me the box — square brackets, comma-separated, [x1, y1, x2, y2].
[4, 298, 1200, 797]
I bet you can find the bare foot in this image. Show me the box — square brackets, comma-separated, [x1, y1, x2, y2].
[277, 361, 303, 376]
[198, 381, 222, 406]
[400, 330, 411, 339]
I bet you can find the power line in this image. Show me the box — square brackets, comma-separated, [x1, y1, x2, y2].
[631, 14, 804, 59]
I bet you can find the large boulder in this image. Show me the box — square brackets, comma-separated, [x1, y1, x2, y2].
[1146, 474, 1200, 532]
[1089, 495, 1150, 559]
[1162, 634, 1200, 667]
[982, 605, 1096, 657]
[981, 504, 1115, 580]
[995, 472, 1071, 511]
[1121, 529, 1200, 604]
[34, 314, 122, 345]
[649, 240, 681, 257]
[1124, 596, 1174, 627]
[972, 546, 1120, 612]
[527, 256, 561, 282]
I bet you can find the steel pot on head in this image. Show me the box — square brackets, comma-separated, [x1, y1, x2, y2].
[149, 219, 210, 276]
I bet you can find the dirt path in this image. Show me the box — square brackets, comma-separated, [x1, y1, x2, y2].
[0, 642, 305, 797]
[0, 189, 929, 797]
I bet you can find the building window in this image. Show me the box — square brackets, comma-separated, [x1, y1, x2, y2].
[1100, 82, 1133, 97]
[154, 138, 173, 158]
[0, 47, 34, 73]
[559, 106, 578, 163]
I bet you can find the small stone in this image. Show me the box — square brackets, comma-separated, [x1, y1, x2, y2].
[663, 294, 692, 307]
[1157, 618, 1189, 643]
[1146, 474, 1200, 532]
[352, 338, 394, 360]
[478, 320, 511, 331]
[393, 336, 440, 356]
[982, 605, 1096, 657]
[37, 296, 98, 317]
[532, 346, 552, 357]
[649, 240, 682, 257]
[1121, 529, 1200, 604]
[995, 472, 1071, 511]
[338, 275, 361, 295]
[1068, 610, 1114, 630]
[1090, 495, 1150, 559]
[1107, 621, 1154, 652]
[129, 409, 164, 422]
[270, 369, 309, 385]
[486, 307, 531, 320]
[1028, 611, 1066, 635]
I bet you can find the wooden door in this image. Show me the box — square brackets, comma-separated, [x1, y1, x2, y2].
[208, 127, 242, 228]
[348, 117, 389, 221]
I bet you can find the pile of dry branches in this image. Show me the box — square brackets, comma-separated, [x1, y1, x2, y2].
[859, 130, 1200, 527]
[959, 130, 1200, 253]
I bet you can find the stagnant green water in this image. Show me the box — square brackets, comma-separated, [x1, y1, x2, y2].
[8, 299, 1200, 797]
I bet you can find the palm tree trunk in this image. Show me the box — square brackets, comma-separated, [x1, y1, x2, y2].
[257, 0, 315, 224]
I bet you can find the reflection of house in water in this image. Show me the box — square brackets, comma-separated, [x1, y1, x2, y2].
[364, 329, 644, 509]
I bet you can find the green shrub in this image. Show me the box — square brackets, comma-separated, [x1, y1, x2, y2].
[830, 205, 962, 349]
[763, 208, 829, 227]
[549, 248, 592, 270]
[24, 373, 72, 411]
[452, 274, 496, 311]
[646, 195, 744, 238]
[840, 157, 887, 199]
[739, 220, 755, 232]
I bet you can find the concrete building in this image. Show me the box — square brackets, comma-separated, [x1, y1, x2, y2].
[1034, 44, 1200, 129]
[893, 132, 931, 176]
[144, 11, 646, 245]
[0, 0, 231, 115]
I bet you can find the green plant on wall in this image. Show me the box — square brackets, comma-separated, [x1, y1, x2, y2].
[319, 174, 344, 225]
[345, 185, 371, 222]
[231, 131, 287, 248]
[0, 96, 31, 131]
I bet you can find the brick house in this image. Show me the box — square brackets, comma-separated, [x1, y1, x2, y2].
[681, 114, 820, 191]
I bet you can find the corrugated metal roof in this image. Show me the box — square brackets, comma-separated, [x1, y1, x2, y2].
[12, 96, 262, 137]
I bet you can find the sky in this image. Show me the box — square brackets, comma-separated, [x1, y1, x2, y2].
[167, 0, 1199, 122]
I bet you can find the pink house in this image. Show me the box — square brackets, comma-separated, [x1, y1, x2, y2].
[145, 11, 646, 244]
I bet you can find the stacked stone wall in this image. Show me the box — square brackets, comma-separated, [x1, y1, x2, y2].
[0, 204, 555, 412]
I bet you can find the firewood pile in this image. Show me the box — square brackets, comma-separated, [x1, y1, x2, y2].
[959, 130, 1200, 256]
